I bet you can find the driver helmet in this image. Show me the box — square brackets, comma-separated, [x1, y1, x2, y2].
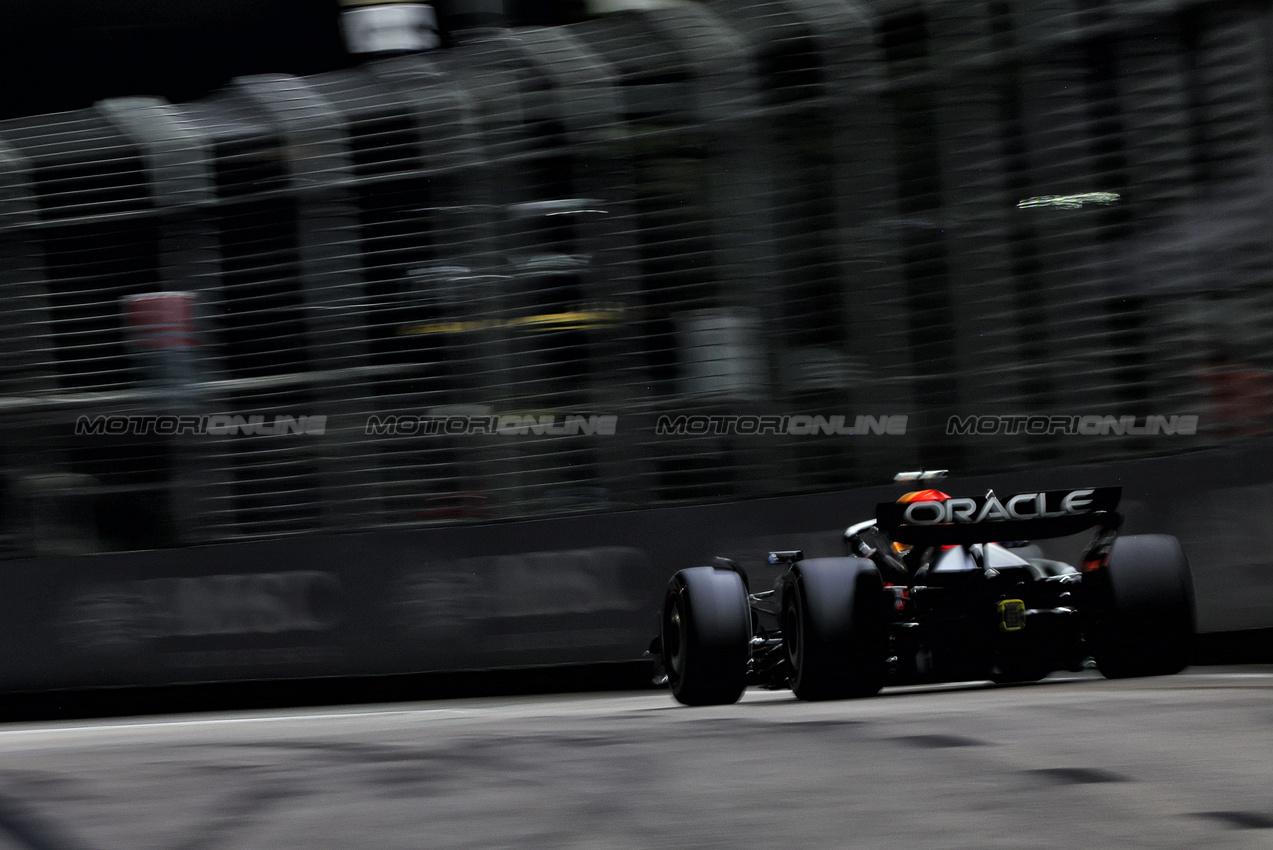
[892, 488, 951, 556]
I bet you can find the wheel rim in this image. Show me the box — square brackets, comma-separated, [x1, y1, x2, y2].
[783, 595, 801, 678]
[667, 600, 687, 679]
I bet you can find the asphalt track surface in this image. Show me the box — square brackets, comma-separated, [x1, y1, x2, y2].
[0, 670, 1269, 849]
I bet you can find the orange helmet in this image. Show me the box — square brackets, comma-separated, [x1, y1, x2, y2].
[897, 489, 951, 505]
[892, 489, 951, 554]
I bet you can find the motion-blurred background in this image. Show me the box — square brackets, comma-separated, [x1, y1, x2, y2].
[0, 0, 1271, 690]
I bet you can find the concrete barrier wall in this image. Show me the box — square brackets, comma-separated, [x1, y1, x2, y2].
[1, 438, 1270, 691]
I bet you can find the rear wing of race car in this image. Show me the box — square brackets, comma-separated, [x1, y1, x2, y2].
[876, 487, 1122, 546]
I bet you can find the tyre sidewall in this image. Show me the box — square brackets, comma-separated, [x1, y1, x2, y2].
[781, 558, 886, 700]
[1090, 534, 1195, 678]
[662, 567, 751, 705]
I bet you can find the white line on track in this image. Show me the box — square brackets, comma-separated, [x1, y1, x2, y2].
[0, 669, 1266, 738]
[0, 693, 675, 738]
[1179, 671, 1273, 678]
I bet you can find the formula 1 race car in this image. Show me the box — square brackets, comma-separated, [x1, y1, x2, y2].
[653, 474, 1195, 705]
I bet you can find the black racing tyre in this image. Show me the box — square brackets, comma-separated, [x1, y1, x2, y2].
[782, 558, 887, 700]
[662, 567, 751, 706]
[1089, 534, 1195, 679]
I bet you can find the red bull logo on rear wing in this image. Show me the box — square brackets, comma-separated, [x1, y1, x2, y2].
[876, 487, 1122, 546]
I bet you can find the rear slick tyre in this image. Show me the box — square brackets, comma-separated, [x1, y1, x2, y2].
[662, 567, 751, 706]
[782, 558, 886, 700]
[1090, 534, 1195, 679]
